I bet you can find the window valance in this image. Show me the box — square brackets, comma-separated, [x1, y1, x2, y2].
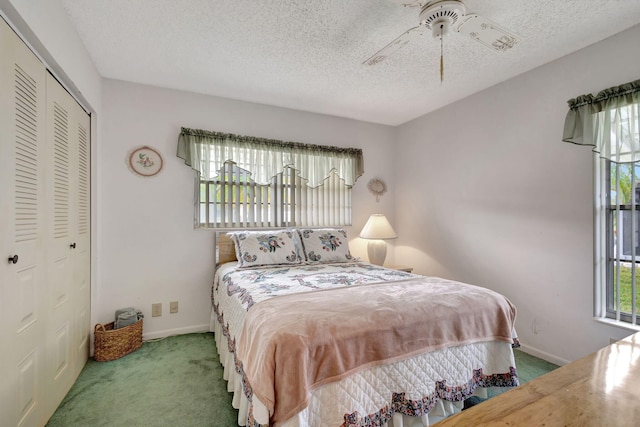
[563, 79, 640, 163]
[177, 127, 364, 187]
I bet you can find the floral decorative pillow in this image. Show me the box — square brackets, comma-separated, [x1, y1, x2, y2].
[229, 230, 302, 268]
[297, 228, 353, 263]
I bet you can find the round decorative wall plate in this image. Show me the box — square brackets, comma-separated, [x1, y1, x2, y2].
[367, 177, 387, 202]
[127, 146, 163, 177]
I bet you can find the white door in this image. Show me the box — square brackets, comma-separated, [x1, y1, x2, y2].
[0, 18, 47, 427]
[1, 18, 91, 427]
[43, 73, 86, 416]
[71, 101, 91, 379]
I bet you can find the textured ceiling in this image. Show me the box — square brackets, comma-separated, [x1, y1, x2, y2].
[61, 0, 640, 126]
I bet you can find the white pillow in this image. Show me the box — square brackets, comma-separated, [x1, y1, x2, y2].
[229, 230, 302, 268]
[297, 228, 353, 263]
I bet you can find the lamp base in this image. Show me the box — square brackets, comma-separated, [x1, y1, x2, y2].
[367, 239, 387, 266]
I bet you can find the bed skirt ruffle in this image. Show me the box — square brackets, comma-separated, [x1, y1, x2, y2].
[209, 309, 517, 427]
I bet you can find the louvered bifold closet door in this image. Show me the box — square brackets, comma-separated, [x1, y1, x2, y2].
[43, 72, 91, 419]
[0, 18, 47, 427]
[73, 104, 90, 380]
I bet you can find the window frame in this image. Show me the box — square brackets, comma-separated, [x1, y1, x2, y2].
[597, 158, 640, 329]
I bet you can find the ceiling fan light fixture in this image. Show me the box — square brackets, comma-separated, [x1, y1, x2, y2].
[419, 0, 466, 32]
[430, 17, 450, 38]
[418, 1, 465, 84]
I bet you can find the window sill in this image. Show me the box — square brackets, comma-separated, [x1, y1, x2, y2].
[594, 317, 640, 333]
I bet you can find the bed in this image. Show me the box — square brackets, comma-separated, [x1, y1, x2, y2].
[210, 228, 519, 427]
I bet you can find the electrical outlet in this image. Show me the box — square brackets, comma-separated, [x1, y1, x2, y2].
[152, 303, 162, 317]
[170, 301, 178, 314]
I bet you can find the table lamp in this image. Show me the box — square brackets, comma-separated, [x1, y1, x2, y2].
[359, 214, 397, 265]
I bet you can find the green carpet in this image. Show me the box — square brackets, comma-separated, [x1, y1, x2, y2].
[513, 348, 559, 384]
[46, 334, 557, 426]
[46, 333, 236, 427]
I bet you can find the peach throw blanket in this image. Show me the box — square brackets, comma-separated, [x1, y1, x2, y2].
[236, 277, 516, 425]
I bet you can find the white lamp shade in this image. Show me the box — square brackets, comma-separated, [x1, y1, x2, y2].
[359, 214, 397, 240]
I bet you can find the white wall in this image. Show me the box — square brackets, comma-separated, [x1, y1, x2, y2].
[100, 80, 397, 338]
[395, 24, 640, 364]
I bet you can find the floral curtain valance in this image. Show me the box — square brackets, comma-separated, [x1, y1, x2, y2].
[563, 79, 640, 163]
[177, 127, 364, 187]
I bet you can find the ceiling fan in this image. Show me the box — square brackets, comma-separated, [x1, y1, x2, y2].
[363, 0, 520, 81]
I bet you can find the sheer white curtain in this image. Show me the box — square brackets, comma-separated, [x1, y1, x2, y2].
[177, 127, 363, 187]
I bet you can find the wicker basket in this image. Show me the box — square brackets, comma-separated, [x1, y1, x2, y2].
[94, 319, 143, 362]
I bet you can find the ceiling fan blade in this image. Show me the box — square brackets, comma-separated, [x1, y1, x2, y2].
[456, 13, 520, 52]
[362, 25, 425, 66]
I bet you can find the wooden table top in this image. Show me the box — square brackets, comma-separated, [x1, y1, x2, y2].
[436, 331, 640, 426]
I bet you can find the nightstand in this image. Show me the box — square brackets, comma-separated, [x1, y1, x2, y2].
[384, 264, 413, 273]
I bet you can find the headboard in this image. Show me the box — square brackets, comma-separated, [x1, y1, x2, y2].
[216, 232, 237, 265]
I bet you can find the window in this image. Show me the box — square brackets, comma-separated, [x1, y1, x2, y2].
[177, 127, 363, 229]
[605, 160, 639, 324]
[198, 162, 351, 228]
[594, 96, 640, 326]
[602, 102, 640, 325]
[563, 79, 640, 328]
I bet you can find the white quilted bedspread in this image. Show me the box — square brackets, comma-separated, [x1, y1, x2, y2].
[211, 262, 518, 427]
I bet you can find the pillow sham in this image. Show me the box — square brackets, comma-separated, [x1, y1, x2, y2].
[229, 230, 302, 268]
[297, 228, 353, 263]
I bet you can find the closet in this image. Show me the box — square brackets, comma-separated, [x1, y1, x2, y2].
[0, 17, 91, 427]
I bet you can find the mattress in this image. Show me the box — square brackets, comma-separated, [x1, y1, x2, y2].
[211, 261, 518, 427]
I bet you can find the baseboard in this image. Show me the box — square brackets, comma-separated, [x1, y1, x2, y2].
[142, 324, 211, 341]
[518, 343, 570, 366]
